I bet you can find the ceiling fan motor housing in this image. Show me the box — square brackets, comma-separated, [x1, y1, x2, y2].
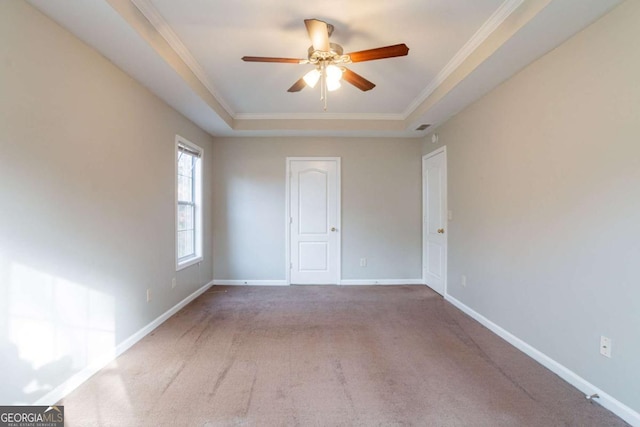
[308, 43, 349, 65]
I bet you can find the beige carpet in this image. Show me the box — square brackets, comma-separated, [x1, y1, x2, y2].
[60, 285, 627, 426]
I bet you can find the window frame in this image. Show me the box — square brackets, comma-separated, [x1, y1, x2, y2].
[175, 135, 203, 271]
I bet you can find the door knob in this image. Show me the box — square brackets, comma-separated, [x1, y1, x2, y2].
[331, 227, 337, 232]
[437, 228, 445, 234]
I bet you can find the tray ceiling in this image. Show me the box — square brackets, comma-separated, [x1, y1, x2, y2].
[28, 0, 622, 137]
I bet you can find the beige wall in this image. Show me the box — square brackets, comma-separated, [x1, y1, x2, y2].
[0, 1, 213, 404]
[424, 0, 640, 413]
[3, 0, 637, 415]
[213, 137, 423, 281]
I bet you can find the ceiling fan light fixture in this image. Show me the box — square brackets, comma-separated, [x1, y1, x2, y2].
[326, 79, 341, 92]
[303, 69, 321, 88]
[325, 64, 343, 82]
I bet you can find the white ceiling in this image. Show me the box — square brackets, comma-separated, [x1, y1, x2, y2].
[28, 0, 622, 137]
[148, 0, 503, 116]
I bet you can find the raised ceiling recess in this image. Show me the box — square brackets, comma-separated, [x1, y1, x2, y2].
[28, 0, 623, 137]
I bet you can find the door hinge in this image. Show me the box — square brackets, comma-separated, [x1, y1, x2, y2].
[290, 262, 293, 269]
[290, 217, 293, 224]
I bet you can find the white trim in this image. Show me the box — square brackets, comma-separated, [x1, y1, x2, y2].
[130, 0, 236, 117]
[235, 113, 404, 121]
[176, 256, 203, 272]
[422, 146, 448, 296]
[285, 159, 291, 285]
[212, 279, 424, 286]
[286, 157, 341, 285]
[423, 145, 446, 161]
[402, 0, 524, 118]
[445, 294, 640, 427]
[212, 280, 288, 286]
[339, 279, 424, 286]
[34, 280, 214, 406]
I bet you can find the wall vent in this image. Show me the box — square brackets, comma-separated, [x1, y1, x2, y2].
[415, 124, 431, 131]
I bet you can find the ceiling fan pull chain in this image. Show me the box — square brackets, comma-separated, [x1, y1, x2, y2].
[326, 66, 330, 111]
[320, 61, 327, 111]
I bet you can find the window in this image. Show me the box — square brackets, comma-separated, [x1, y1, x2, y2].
[176, 136, 203, 270]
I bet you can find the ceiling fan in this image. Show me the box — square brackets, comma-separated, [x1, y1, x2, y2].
[242, 19, 409, 110]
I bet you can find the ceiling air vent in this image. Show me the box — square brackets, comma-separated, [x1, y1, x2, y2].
[415, 124, 431, 131]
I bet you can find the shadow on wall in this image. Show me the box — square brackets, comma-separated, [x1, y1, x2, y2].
[0, 254, 115, 404]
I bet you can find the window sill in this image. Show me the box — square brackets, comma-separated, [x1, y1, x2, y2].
[176, 256, 203, 272]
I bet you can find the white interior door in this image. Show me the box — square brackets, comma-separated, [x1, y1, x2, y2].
[423, 148, 447, 295]
[289, 158, 340, 284]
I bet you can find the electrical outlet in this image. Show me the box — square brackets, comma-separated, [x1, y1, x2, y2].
[146, 288, 151, 302]
[171, 278, 176, 289]
[461, 275, 467, 287]
[360, 258, 367, 267]
[600, 336, 612, 358]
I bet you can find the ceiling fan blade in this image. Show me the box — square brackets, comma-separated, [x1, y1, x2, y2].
[347, 44, 409, 63]
[304, 19, 330, 52]
[242, 56, 304, 64]
[342, 69, 376, 91]
[287, 77, 307, 92]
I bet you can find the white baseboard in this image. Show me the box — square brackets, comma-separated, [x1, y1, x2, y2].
[213, 279, 425, 286]
[339, 279, 424, 285]
[445, 294, 640, 427]
[34, 280, 214, 406]
[213, 279, 288, 286]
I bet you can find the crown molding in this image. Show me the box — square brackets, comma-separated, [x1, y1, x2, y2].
[130, 0, 236, 116]
[234, 112, 405, 121]
[131, 0, 523, 127]
[402, 0, 524, 118]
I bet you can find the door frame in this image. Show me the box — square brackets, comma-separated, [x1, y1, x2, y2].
[285, 157, 342, 285]
[422, 146, 448, 295]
